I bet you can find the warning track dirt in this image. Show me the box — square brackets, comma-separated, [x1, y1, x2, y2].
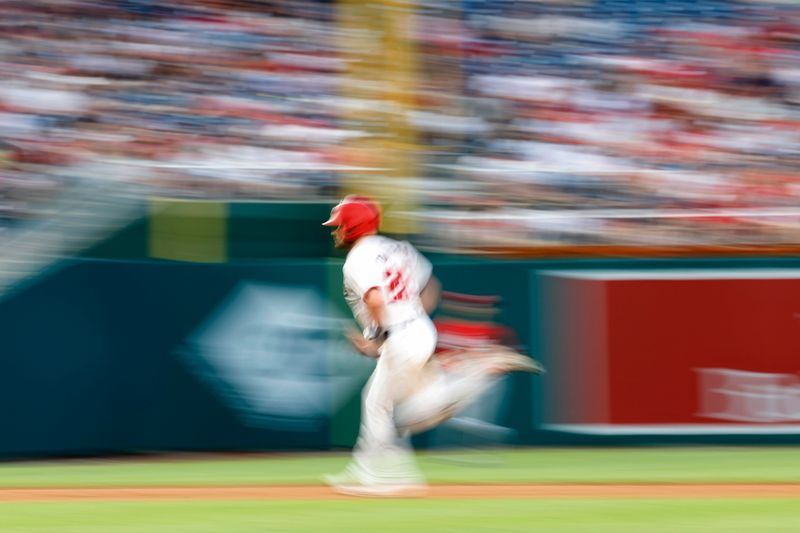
[1, 484, 798, 501]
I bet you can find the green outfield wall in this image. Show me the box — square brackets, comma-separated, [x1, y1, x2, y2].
[2, 201, 799, 458]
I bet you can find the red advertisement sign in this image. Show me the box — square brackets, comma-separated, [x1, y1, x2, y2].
[541, 270, 800, 434]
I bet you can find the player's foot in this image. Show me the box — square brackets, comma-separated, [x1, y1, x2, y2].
[329, 481, 428, 498]
[439, 346, 545, 375]
[482, 346, 545, 374]
[323, 468, 427, 498]
[322, 468, 361, 489]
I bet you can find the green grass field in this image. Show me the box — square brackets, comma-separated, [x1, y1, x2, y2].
[1, 447, 799, 532]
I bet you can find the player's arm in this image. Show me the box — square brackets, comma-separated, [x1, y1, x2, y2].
[346, 286, 387, 358]
[409, 244, 438, 315]
[347, 328, 381, 358]
[364, 286, 387, 328]
[420, 275, 441, 315]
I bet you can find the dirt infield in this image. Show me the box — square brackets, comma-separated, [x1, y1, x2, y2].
[1, 484, 799, 501]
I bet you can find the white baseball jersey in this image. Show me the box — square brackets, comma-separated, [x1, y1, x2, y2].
[342, 235, 432, 330]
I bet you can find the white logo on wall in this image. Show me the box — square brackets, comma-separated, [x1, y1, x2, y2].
[696, 368, 800, 423]
[180, 282, 374, 431]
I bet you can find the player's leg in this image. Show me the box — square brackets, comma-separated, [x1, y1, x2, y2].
[394, 345, 544, 436]
[325, 341, 426, 495]
[393, 358, 497, 435]
[351, 352, 422, 484]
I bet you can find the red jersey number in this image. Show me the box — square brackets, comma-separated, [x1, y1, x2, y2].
[384, 268, 408, 303]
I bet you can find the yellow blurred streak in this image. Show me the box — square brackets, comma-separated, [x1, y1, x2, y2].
[337, 0, 421, 235]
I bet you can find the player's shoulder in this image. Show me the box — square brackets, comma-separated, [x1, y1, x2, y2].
[344, 235, 407, 269]
[350, 234, 396, 257]
[344, 235, 385, 267]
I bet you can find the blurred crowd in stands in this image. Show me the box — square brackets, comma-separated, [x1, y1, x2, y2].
[1, 0, 799, 249]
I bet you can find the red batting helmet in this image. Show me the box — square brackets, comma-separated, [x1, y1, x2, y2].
[322, 195, 381, 244]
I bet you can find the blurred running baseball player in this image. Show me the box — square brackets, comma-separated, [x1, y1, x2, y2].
[321, 195, 541, 497]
